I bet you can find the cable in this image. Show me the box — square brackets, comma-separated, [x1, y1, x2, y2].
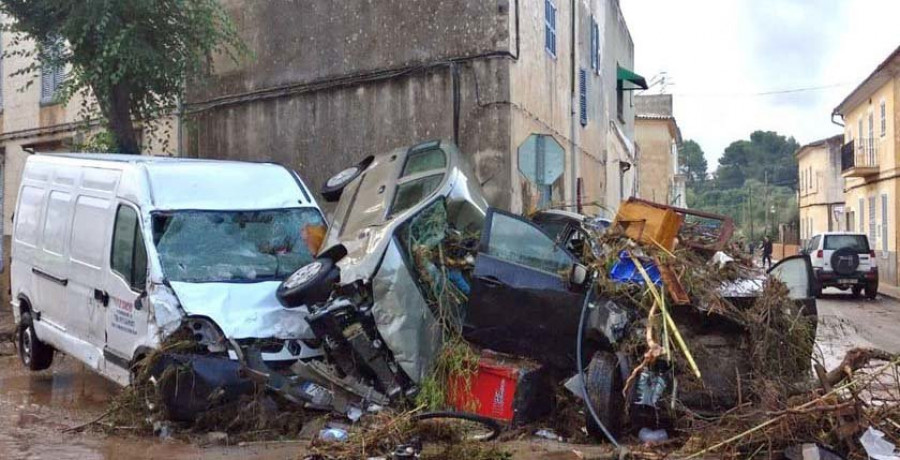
[576, 281, 620, 447]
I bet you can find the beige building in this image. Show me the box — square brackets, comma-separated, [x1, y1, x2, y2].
[833, 45, 900, 287]
[188, 0, 646, 218]
[796, 135, 845, 242]
[0, 31, 175, 304]
[634, 94, 685, 206]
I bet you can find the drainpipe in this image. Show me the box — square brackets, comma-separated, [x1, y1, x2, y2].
[176, 96, 184, 157]
[569, 0, 578, 203]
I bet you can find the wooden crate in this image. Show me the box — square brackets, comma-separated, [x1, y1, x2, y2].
[613, 200, 684, 251]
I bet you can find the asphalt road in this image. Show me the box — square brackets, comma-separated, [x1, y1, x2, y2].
[814, 288, 900, 370]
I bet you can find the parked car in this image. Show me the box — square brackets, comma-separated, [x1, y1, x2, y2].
[11, 154, 327, 386]
[276, 140, 819, 427]
[802, 232, 878, 298]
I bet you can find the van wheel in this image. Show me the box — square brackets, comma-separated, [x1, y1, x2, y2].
[18, 311, 54, 371]
[276, 258, 339, 307]
[321, 165, 363, 202]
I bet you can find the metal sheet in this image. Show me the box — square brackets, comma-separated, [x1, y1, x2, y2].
[371, 239, 441, 383]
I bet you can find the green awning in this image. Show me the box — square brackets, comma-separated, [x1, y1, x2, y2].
[617, 66, 648, 90]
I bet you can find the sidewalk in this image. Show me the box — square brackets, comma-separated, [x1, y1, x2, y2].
[879, 283, 900, 301]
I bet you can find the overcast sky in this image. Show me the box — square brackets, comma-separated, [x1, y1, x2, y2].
[620, 0, 900, 170]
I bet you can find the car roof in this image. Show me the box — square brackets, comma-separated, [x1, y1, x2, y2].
[812, 232, 868, 237]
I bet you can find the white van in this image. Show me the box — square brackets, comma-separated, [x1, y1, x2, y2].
[11, 154, 326, 385]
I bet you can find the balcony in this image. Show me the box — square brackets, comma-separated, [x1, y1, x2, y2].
[841, 138, 880, 178]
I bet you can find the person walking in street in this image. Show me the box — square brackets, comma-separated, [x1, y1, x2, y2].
[762, 236, 773, 269]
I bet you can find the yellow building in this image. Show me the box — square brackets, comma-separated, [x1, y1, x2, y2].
[635, 94, 685, 206]
[796, 135, 845, 243]
[833, 45, 900, 287]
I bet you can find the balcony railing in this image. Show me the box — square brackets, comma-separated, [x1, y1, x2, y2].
[841, 138, 879, 177]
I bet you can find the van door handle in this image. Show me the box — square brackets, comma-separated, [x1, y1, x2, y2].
[94, 289, 109, 307]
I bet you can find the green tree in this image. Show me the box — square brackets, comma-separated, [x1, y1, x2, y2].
[678, 139, 708, 184]
[0, 0, 245, 153]
[716, 131, 799, 190]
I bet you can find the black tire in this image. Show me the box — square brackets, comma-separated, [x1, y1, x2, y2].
[866, 282, 878, 300]
[321, 165, 364, 202]
[276, 258, 339, 307]
[584, 351, 624, 441]
[411, 411, 501, 442]
[830, 248, 860, 276]
[17, 311, 54, 371]
[851, 286, 863, 298]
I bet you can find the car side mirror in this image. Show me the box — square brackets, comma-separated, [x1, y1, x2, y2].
[569, 263, 589, 287]
[135, 290, 148, 311]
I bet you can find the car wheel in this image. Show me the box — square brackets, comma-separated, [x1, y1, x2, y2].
[584, 351, 624, 441]
[321, 165, 364, 202]
[851, 286, 863, 298]
[277, 258, 340, 307]
[865, 283, 878, 300]
[17, 311, 54, 371]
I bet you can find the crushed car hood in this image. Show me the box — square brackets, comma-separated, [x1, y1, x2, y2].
[169, 281, 316, 340]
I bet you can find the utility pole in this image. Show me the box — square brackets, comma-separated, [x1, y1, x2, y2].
[764, 170, 769, 237]
[749, 182, 754, 241]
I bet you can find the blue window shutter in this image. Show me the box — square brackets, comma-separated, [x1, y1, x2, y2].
[545, 0, 556, 57]
[590, 18, 598, 70]
[579, 69, 588, 126]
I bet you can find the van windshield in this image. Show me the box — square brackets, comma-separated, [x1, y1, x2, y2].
[152, 209, 326, 283]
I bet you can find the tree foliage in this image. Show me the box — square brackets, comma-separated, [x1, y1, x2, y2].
[0, 0, 245, 153]
[716, 131, 800, 190]
[678, 139, 708, 184]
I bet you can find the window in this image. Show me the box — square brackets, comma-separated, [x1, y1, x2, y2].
[544, 0, 557, 57]
[882, 194, 889, 254]
[111, 205, 147, 291]
[487, 212, 574, 275]
[14, 186, 45, 246]
[402, 148, 446, 177]
[590, 16, 599, 72]
[42, 191, 71, 255]
[391, 174, 443, 215]
[824, 234, 869, 252]
[881, 100, 887, 137]
[579, 68, 588, 126]
[616, 82, 624, 122]
[154, 208, 326, 283]
[40, 37, 66, 105]
[846, 210, 855, 232]
[868, 196, 876, 244]
[71, 196, 110, 268]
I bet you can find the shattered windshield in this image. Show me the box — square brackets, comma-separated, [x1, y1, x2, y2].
[153, 208, 326, 283]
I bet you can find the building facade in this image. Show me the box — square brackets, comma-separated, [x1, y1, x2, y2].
[796, 135, 845, 242]
[186, 0, 645, 216]
[833, 45, 900, 287]
[634, 94, 685, 206]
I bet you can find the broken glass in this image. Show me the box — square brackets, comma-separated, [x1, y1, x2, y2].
[153, 209, 326, 283]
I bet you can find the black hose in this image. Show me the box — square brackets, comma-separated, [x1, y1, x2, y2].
[576, 283, 620, 447]
[411, 411, 501, 442]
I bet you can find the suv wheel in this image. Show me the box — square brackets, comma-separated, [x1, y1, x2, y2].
[17, 311, 54, 371]
[276, 258, 340, 307]
[865, 283, 878, 300]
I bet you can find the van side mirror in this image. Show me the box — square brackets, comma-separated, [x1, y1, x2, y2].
[569, 263, 589, 287]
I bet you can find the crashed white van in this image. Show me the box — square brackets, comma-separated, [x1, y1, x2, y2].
[11, 154, 326, 385]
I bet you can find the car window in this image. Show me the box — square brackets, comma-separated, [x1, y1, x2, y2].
[402, 148, 446, 177]
[111, 205, 148, 291]
[768, 256, 811, 300]
[487, 212, 574, 275]
[824, 235, 869, 252]
[808, 235, 820, 252]
[391, 174, 443, 215]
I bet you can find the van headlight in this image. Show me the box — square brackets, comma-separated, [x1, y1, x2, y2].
[184, 316, 227, 354]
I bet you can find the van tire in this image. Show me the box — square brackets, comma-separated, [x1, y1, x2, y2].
[321, 165, 363, 202]
[277, 258, 339, 307]
[17, 311, 54, 371]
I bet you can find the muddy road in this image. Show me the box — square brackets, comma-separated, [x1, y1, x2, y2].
[0, 292, 897, 460]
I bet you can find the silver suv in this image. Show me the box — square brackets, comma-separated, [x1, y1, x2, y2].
[803, 232, 878, 298]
